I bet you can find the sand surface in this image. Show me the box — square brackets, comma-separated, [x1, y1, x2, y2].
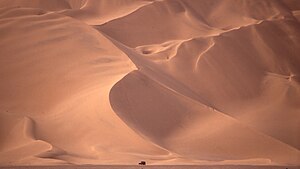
[1, 166, 300, 169]
[0, 0, 299, 166]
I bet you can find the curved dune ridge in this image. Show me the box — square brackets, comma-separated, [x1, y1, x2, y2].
[0, 0, 299, 166]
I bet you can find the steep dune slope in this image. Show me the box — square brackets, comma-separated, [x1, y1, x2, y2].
[108, 26, 300, 164]
[128, 19, 300, 150]
[0, 7, 170, 165]
[98, 0, 292, 47]
[103, 0, 300, 165]
[110, 70, 299, 165]
[0, 0, 299, 166]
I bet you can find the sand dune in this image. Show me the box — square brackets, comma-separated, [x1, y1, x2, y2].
[0, 0, 299, 166]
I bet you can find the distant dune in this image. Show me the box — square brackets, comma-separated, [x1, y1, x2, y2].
[0, 0, 299, 166]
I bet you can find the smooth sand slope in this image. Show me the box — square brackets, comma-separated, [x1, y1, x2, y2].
[0, 0, 299, 166]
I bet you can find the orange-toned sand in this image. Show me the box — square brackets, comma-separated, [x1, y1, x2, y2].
[0, 0, 299, 166]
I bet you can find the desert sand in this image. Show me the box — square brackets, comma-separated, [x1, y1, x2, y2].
[1, 165, 300, 169]
[0, 0, 299, 166]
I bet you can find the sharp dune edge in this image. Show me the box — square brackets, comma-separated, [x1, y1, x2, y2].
[0, 0, 299, 166]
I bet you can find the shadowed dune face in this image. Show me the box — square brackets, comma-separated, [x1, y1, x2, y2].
[0, 0, 300, 166]
[110, 71, 299, 164]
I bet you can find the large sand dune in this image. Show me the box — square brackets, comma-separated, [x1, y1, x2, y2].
[0, 0, 299, 166]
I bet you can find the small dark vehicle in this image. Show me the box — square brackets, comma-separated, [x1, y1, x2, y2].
[139, 161, 146, 165]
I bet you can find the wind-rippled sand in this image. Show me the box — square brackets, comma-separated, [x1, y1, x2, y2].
[0, 0, 299, 167]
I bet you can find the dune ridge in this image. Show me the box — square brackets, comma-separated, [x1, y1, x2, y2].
[0, 0, 299, 166]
